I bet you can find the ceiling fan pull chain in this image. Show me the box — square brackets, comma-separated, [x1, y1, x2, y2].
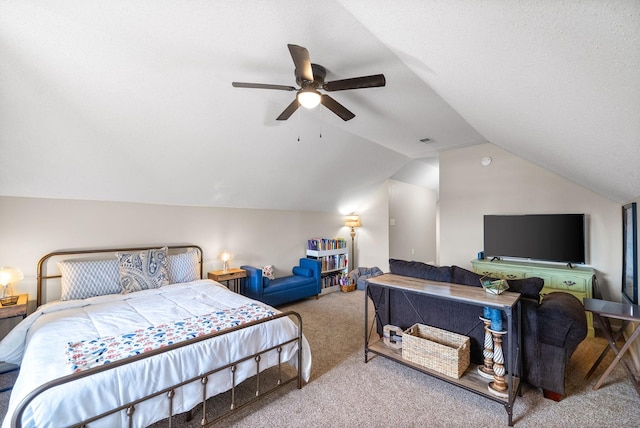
[298, 108, 301, 142]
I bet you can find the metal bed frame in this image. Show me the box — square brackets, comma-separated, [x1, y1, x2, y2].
[11, 245, 304, 427]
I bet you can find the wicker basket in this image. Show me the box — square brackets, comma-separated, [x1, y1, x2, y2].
[0, 296, 18, 306]
[402, 324, 470, 379]
[340, 283, 356, 292]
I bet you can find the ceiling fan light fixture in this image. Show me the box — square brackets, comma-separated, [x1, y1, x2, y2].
[297, 89, 321, 109]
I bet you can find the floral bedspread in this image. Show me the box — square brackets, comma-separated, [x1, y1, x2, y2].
[66, 303, 276, 372]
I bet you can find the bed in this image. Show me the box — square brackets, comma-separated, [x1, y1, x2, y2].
[0, 245, 311, 427]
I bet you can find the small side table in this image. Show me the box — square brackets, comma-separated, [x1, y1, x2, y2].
[584, 298, 640, 396]
[0, 294, 28, 320]
[208, 269, 246, 294]
[0, 294, 27, 393]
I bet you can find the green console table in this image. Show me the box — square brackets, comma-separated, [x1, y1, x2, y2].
[471, 259, 596, 337]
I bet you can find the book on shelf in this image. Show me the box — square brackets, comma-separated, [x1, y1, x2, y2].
[307, 238, 347, 251]
[318, 254, 347, 272]
[321, 271, 352, 288]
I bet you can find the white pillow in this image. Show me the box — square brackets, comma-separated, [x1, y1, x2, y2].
[166, 249, 200, 283]
[58, 259, 121, 301]
[261, 265, 275, 280]
[117, 247, 169, 294]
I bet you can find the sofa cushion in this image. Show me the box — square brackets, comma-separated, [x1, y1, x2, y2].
[389, 259, 452, 282]
[292, 266, 313, 277]
[506, 277, 544, 300]
[263, 275, 314, 294]
[451, 265, 484, 287]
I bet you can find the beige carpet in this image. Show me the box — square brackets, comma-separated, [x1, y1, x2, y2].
[3, 290, 639, 427]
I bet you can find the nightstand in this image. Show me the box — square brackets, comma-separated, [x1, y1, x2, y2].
[208, 269, 247, 293]
[0, 294, 28, 320]
[0, 294, 26, 393]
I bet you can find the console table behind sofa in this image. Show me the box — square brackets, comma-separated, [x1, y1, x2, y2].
[368, 259, 587, 403]
[365, 273, 522, 427]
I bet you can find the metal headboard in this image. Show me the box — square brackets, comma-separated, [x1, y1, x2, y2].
[36, 244, 203, 307]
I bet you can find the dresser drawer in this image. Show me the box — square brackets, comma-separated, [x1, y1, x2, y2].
[496, 270, 526, 280]
[477, 269, 525, 280]
[550, 275, 588, 293]
[475, 268, 500, 279]
[525, 272, 552, 287]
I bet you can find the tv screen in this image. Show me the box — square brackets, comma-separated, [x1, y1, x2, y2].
[484, 214, 586, 264]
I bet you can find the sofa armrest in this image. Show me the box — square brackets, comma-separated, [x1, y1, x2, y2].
[292, 266, 313, 277]
[537, 292, 587, 349]
[298, 258, 322, 293]
[240, 265, 264, 299]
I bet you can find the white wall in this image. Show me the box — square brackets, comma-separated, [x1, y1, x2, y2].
[352, 180, 391, 272]
[0, 194, 390, 308]
[388, 180, 437, 263]
[439, 143, 621, 301]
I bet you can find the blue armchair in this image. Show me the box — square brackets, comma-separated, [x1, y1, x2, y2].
[240, 258, 322, 307]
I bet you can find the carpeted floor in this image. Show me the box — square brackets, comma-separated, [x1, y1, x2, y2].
[2, 290, 639, 427]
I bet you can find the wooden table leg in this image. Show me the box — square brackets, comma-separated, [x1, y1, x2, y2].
[585, 318, 629, 379]
[592, 314, 640, 396]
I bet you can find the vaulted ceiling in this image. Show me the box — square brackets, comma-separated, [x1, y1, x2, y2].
[1, 1, 638, 212]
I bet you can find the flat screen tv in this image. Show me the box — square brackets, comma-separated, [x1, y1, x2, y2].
[483, 214, 586, 264]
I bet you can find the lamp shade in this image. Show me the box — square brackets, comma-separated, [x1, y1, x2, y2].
[297, 89, 321, 109]
[0, 267, 24, 286]
[345, 215, 361, 228]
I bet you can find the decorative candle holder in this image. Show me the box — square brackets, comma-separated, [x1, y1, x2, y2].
[488, 328, 509, 398]
[477, 316, 495, 379]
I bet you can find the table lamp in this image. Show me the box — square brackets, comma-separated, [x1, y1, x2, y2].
[220, 251, 232, 273]
[344, 215, 361, 271]
[0, 266, 23, 304]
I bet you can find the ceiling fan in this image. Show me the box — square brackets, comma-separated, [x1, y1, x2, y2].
[232, 44, 386, 121]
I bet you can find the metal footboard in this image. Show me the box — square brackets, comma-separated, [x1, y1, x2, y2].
[11, 310, 304, 427]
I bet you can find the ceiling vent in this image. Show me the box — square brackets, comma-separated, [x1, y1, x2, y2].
[419, 137, 435, 144]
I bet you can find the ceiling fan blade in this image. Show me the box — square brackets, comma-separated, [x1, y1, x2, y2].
[276, 99, 300, 121]
[323, 74, 386, 91]
[287, 44, 314, 82]
[232, 82, 297, 91]
[321, 95, 355, 121]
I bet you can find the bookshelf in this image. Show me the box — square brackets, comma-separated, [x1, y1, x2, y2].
[306, 238, 349, 293]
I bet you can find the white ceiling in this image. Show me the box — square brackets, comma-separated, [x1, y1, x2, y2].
[1, 1, 638, 212]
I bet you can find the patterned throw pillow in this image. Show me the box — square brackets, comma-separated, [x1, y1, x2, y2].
[117, 247, 170, 294]
[261, 265, 275, 280]
[166, 249, 200, 284]
[58, 259, 122, 300]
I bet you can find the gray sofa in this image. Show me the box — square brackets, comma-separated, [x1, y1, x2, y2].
[366, 259, 587, 400]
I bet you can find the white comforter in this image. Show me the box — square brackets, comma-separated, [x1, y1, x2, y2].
[0, 280, 311, 428]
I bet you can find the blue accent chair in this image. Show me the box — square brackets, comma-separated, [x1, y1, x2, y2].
[240, 258, 322, 307]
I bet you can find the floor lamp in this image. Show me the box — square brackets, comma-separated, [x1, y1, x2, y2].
[345, 215, 361, 272]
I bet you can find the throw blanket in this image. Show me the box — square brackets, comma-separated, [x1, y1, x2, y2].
[67, 303, 275, 372]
